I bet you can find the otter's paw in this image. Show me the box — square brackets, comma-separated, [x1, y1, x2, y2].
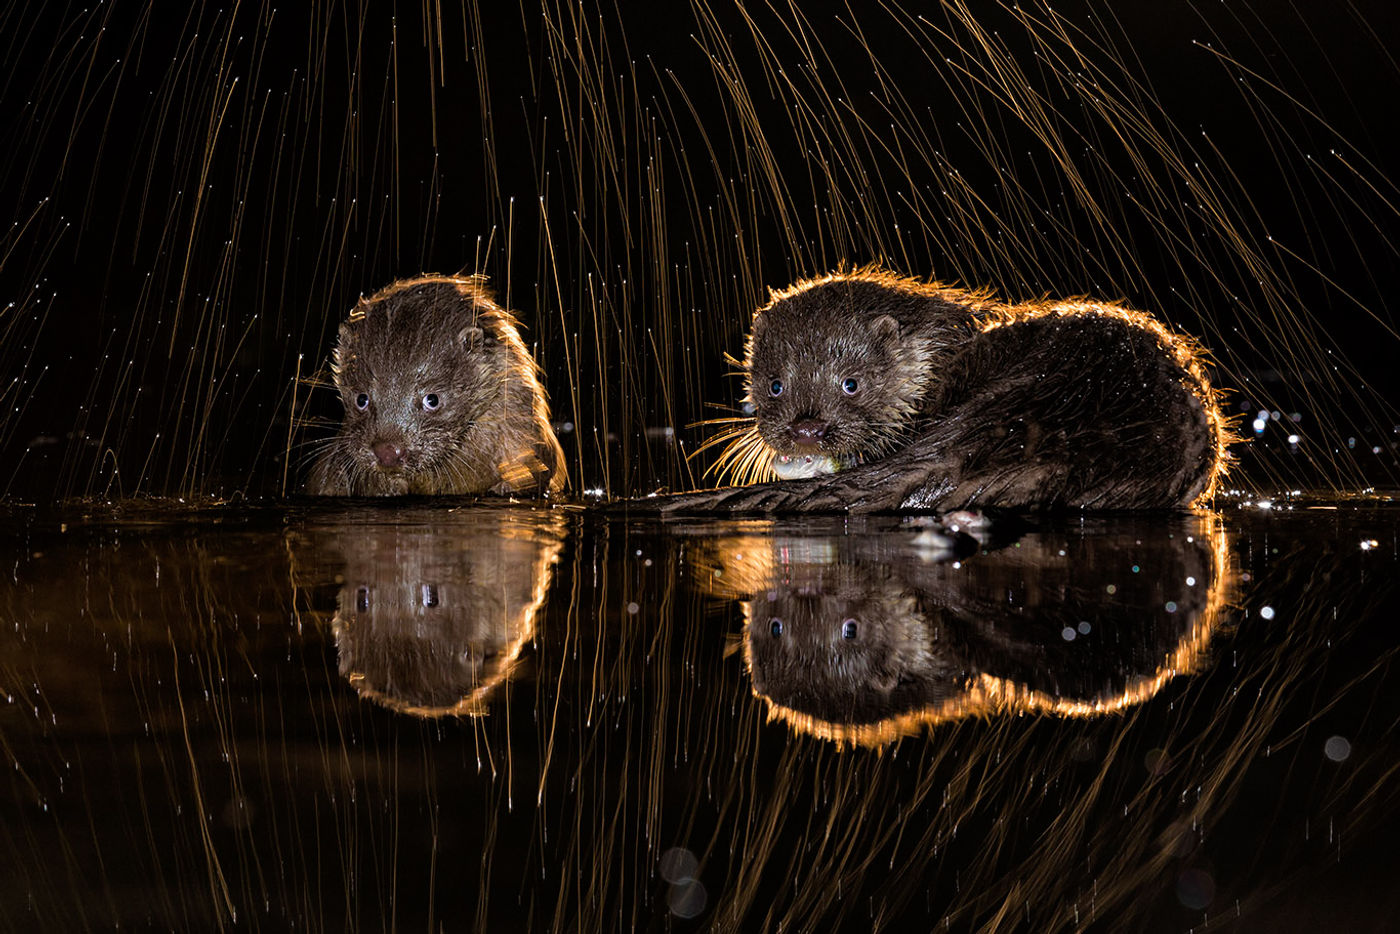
[789, 475, 900, 513]
[648, 487, 750, 514]
[651, 482, 804, 514]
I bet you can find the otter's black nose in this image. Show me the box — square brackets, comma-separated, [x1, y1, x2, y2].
[788, 419, 830, 443]
[372, 441, 407, 467]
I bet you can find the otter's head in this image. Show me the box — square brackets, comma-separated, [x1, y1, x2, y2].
[743, 565, 959, 728]
[330, 278, 512, 494]
[746, 282, 934, 475]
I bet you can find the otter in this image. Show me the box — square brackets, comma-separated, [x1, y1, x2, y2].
[306, 275, 566, 497]
[289, 508, 568, 717]
[744, 562, 960, 729]
[682, 512, 1230, 744]
[672, 268, 1229, 513]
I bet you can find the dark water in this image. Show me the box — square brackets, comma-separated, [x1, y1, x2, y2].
[1, 498, 1398, 931]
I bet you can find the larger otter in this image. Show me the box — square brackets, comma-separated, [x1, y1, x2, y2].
[675, 268, 1229, 513]
[683, 512, 1230, 745]
[307, 275, 566, 497]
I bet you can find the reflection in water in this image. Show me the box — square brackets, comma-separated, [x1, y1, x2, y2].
[287, 507, 567, 717]
[0, 503, 1397, 930]
[685, 514, 1231, 745]
[667, 510, 1399, 930]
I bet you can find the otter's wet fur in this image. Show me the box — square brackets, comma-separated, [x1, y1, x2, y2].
[307, 275, 566, 496]
[744, 564, 962, 728]
[692, 268, 1229, 513]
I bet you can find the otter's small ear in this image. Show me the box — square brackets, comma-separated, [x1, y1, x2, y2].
[459, 325, 484, 349]
[871, 669, 900, 694]
[333, 322, 358, 373]
[871, 314, 899, 339]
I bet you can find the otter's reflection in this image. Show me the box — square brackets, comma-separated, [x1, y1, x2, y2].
[289, 506, 567, 717]
[689, 513, 1231, 744]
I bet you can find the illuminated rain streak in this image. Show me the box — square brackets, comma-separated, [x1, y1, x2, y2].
[0, 503, 1392, 929]
[1, 3, 1400, 929]
[0, 1, 1396, 497]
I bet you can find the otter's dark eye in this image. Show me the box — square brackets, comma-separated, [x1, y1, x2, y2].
[769, 617, 783, 637]
[841, 378, 859, 395]
[354, 392, 370, 411]
[355, 586, 370, 612]
[422, 393, 441, 411]
[421, 583, 439, 608]
[769, 379, 784, 397]
[841, 618, 858, 639]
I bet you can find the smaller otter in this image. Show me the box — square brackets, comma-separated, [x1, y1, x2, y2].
[307, 275, 566, 496]
[680, 268, 1230, 513]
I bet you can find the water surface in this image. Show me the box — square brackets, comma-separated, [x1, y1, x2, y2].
[1, 498, 1397, 931]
